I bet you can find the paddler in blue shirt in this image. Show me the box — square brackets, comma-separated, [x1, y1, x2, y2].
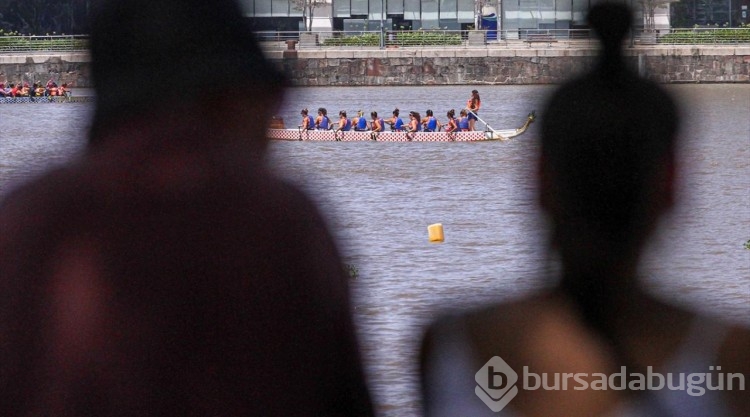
[385, 108, 404, 131]
[299, 108, 315, 130]
[336, 110, 352, 131]
[315, 107, 331, 130]
[353, 110, 368, 131]
[457, 109, 470, 131]
[421, 109, 440, 132]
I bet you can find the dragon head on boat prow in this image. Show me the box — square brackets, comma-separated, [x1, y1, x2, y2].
[522, 111, 536, 130]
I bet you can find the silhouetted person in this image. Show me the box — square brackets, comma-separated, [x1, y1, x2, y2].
[0, 0, 373, 415]
[420, 4, 749, 417]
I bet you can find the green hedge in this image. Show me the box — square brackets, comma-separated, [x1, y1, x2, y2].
[323, 33, 380, 46]
[396, 31, 462, 46]
[659, 26, 750, 44]
[0, 31, 88, 51]
[322, 31, 462, 47]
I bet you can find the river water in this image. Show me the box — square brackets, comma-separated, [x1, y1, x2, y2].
[1, 84, 748, 416]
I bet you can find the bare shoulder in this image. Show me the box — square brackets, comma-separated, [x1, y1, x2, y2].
[719, 321, 750, 415]
[422, 294, 591, 358]
[420, 295, 621, 417]
[719, 320, 750, 363]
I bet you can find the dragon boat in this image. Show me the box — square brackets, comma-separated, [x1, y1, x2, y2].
[0, 96, 95, 104]
[267, 111, 535, 142]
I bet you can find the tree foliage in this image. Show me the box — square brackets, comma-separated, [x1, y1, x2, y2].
[290, 0, 328, 31]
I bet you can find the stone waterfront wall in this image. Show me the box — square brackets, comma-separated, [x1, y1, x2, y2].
[1, 46, 748, 88]
[268, 45, 750, 85]
[0, 53, 91, 87]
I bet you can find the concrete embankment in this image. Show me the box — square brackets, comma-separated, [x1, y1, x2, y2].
[1, 45, 748, 87]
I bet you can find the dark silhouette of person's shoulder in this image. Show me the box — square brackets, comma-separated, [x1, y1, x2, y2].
[422, 294, 608, 368]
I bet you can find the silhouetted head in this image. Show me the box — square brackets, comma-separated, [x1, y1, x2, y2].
[539, 3, 679, 272]
[587, 2, 633, 70]
[88, 0, 285, 145]
[588, 2, 631, 50]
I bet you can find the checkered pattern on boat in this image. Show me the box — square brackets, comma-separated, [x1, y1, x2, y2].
[338, 131, 373, 141]
[265, 129, 489, 142]
[266, 128, 302, 141]
[2, 97, 59, 104]
[0, 96, 94, 104]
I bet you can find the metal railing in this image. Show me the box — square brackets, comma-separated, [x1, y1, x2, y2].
[258, 27, 750, 49]
[255, 31, 302, 42]
[0, 35, 89, 53]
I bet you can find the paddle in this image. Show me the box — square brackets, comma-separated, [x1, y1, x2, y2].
[467, 109, 499, 135]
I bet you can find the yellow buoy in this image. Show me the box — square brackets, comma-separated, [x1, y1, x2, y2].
[428, 223, 444, 243]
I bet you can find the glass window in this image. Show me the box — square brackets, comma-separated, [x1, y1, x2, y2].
[370, 0, 387, 20]
[289, 2, 303, 16]
[272, 0, 289, 16]
[422, 0, 439, 20]
[539, 0, 555, 9]
[335, 0, 352, 17]
[439, 18, 461, 29]
[554, 0, 572, 22]
[457, 0, 473, 22]
[572, 0, 588, 24]
[387, 0, 404, 14]
[254, 0, 272, 17]
[237, 0, 253, 15]
[440, 0, 457, 19]
[352, 0, 368, 15]
[404, 0, 421, 19]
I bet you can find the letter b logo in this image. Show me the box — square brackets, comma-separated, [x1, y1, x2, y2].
[475, 356, 519, 412]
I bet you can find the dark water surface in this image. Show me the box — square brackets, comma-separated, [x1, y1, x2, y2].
[1, 84, 748, 416]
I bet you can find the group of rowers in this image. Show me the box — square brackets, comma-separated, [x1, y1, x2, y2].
[299, 90, 482, 135]
[0, 80, 70, 98]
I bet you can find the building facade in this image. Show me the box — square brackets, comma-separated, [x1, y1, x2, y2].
[670, 0, 749, 27]
[240, 0, 662, 33]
